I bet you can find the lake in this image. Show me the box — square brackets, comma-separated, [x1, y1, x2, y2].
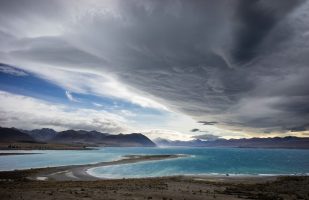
[1, 147, 308, 178]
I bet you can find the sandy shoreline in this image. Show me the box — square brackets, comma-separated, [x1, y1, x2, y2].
[0, 152, 42, 156]
[30, 154, 187, 181]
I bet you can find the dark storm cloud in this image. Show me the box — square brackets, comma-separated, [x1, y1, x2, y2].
[289, 124, 309, 132]
[290, 126, 307, 132]
[10, 37, 106, 67]
[198, 121, 218, 126]
[232, 0, 304, 63]
[0, 0, 309, 134]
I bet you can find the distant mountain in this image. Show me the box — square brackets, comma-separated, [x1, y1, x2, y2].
[50, 130, 108, 144]
[51, 130, 155, 147]
[154, 138, 206, 147]
[0, 127, 156, 147]
[154, 136, 309, 149]
[0, 127, 35, 142]
[103, 133, 156, 147]
[22, 128, 57, 142]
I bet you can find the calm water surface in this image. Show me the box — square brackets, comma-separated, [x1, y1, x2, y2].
[1, 147, 308, 178]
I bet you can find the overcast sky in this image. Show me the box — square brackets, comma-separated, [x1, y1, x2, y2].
[0, 0, 309, 140]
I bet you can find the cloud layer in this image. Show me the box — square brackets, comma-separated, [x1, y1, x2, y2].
[0, 91, 129, 133]
[1, 0, 309, 134]
[191, 134, 221, 141]
[0, 63, 28, 76]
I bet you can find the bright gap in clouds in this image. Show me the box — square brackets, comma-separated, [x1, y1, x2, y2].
[0, 66, 203, 140]
[0, 90, 129, 133]
[18, 63, 169, 111]
[0, 88, 202, 141]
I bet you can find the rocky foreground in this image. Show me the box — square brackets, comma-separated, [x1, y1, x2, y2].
[0, 175, 308, 200]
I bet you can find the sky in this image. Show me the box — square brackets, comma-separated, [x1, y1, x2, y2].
[0, 0, 309, 140]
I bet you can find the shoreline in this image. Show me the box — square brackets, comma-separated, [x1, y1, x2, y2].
[0, 142, 96, 150]
[30, 154, 188, 181]
[0, 152, 42, 156]
[86, 169, 308, 181]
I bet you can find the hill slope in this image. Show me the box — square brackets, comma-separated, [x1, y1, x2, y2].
[0, 127, 35, 142]
[22, 128, 57, 142]
[50, 130, 156, 147]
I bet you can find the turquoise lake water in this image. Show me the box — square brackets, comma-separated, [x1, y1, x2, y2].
[1, 147, 309, 178]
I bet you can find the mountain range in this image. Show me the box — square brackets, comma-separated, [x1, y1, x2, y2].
[0, 127, 156, 147]
[0, 127, 35, 143]
[1, 126, 309, 149]
[154, 137, 309, 149]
